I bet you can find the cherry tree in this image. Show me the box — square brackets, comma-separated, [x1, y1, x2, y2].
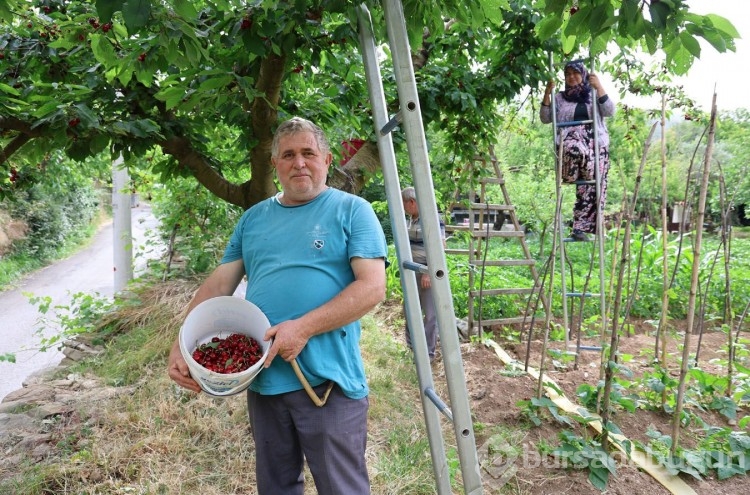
[0, 0, 738, 207]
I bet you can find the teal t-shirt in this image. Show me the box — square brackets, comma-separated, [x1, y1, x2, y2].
[221, 188, 387, 399]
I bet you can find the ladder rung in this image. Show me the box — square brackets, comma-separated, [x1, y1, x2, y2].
[468, 203, 515, 211]
[557, 119, 593, 128]
[565, 292, 600, 297]
[380, 111, 402, 135]
[445, 225, 473, 232]
[424, 387, 453, 420]
[568, 180, 596, 186]
[445, 248, 478, 256]
[479, 177, 504, 185]
[402, 260, 428, 273]
[469, 288, 534, 297]
[470, 230, 525, 238]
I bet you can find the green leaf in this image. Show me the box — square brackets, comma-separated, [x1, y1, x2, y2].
[717, 463, 745, 480]
[243, 34, 267, 57]
[679, 31, 701, 58]
[90, 34, 118, 66]
[0, 82, 20, 96]
[544, 0, 567, 15]
[66, 138, 95, 161]
[670, 44, 694, 76]
[604, 421, 622, 435]
[96, 0, 125, 23]
[702, 29, 728, 53]
[47, 37, 76, 50]
[562, 33, 576, 55]
[122, 0, 152, 32]
[116, 64, 134, 86]
[89, 133, 110, 154]
[481, 0, 508, 24]
[73, 103, 99, 128]
[630, 14, 646, 40]
[174, 0, 198, 20]
[682, 450, 708, 475]
[592, 5, 615, 33]
[198, 74, 233, 91]
[32, 100, 61, 118]
[536, 15, 563, 41]
[564, 7, 590, 36]
[135, 64, 155, 87]
[729, 432, 750, 450]
[183, 39, 201, 66]
[705, 14, 740, 39]
[588, 465, 609, 490]
[649, 1, 671, 30]
[154, 86, 186, 110]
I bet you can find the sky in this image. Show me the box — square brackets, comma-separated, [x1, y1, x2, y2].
[620, 0, 748, 112]
[673, 0, 748, 111]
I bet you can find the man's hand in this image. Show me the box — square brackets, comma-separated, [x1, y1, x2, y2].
[420, 273, 432, 289]
[263, 319, 309, 367]
[168, 340, 202, 393]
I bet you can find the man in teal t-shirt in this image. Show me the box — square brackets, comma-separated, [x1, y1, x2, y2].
[168, 117, 387, 495]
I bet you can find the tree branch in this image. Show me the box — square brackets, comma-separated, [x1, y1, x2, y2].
[159, 136, 248, 207]
[0, 118, 43, 165]
[0, 133, 32, 166]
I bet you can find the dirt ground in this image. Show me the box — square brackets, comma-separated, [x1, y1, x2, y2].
[434, 318, 749, 494]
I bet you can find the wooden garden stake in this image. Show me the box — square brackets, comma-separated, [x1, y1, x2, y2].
[657, 94, 670, 377]
[600, 122, 657, 449]
[671, 94, 717, 456]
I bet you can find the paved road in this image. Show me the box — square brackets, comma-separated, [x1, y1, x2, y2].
[0, 204, 162, 401]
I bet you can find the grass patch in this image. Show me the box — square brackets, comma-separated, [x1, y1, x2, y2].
[0, 278, 470, 494]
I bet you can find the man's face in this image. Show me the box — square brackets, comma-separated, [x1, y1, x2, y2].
[272, 131, 332, 205]
[403, 197, 419, 217]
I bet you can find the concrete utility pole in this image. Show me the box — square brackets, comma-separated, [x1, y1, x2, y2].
[112, 155, 133, 293]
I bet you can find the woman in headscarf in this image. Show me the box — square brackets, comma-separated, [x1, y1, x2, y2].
[540, 60, 616, 241]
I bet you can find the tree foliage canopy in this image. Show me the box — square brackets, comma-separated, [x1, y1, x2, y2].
[0, 0, 739, 207]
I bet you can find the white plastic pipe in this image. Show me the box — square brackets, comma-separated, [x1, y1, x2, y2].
[112, 155, 133, 293]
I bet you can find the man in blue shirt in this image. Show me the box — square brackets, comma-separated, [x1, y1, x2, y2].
[168, 117, 388, 494]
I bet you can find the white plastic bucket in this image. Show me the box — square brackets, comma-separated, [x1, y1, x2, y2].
[179, 296, 271, 397]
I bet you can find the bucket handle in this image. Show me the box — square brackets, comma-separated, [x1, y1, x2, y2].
[291, 359, 334, 407]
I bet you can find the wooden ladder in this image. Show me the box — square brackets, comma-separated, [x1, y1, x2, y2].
[446, 147, 549, 336]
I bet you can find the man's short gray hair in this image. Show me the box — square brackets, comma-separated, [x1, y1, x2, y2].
[271, 117, 330, 158]
[401, 186, 416, 202]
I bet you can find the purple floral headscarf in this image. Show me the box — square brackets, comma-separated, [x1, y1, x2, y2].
[562, 60, 591, 104]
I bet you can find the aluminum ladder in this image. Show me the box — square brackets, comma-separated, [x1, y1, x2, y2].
[356, 3, 483, 494]
[548, 54, 608, 360]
